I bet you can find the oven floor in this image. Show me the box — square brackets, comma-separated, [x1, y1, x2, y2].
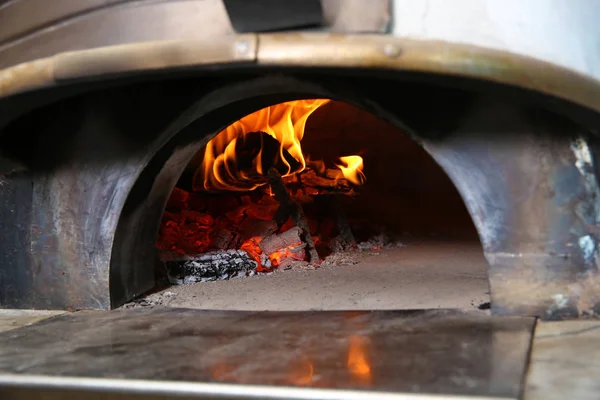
[128, 240, 491, 312]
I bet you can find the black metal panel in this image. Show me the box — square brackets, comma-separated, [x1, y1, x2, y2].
[223, 0, 323, 33]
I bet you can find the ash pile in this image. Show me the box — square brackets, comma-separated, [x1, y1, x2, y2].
[162, 250, 259, 284]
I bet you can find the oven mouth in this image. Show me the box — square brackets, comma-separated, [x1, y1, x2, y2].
[150, 97, 483, 305]
[1, 65, 596, 319]
[105, 73, 492, 310]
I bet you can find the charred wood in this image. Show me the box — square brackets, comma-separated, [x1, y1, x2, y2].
[281, 169, 356, 196]
[268, 168, 320, 262]
[258, 226, 304, 255]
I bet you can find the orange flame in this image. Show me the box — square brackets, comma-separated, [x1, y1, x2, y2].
[335, 156, 366, 185]
[269, 243, 305, 267]
[194, 99, 366, 192]
[196, 99, 329, 191]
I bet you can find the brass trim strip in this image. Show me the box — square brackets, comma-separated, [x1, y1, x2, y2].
[257, 33, 600, 115]
[54, 36, 257, 81]
[0, 56, 54, 98]
[1, 33, 600, 117]
[0, 35, 257, 98]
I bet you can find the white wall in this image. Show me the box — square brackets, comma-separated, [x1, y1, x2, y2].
[392, 0, 600, 81]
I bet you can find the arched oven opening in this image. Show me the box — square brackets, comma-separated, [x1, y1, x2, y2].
[2, 67, 593, 318]
[138, 98, 489, 311]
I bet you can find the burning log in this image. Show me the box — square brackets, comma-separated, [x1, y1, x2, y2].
[162, 249, 258, 284]
[259, 227, 307, 269]
[268, 168, 320, 262]
[259, 226, 304, 255]
[281, 169, 356, 196]
[210, 229, 239, 250]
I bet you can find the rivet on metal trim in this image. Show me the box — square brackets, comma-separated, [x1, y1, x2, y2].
[235, 40, 250, 56]
[383, 44, 401, 58]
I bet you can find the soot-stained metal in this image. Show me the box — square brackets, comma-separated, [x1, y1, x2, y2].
[424, 101, 600, 319]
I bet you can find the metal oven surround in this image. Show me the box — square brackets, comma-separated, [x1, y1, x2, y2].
[0, 308, 536, 399]
[0, 0, 599, 319]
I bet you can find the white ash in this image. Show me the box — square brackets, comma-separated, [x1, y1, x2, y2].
[320, 237, 406, 268]
[122, 290, 178, 308]
[260, 253, 272, 269]
[165, 249, 258, 284]
[281, 260, 316, 271]
[357, 233, 404, 251]
[321, 251, 362, 268]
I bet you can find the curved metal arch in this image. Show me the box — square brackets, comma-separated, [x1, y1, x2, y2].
[109, 74, 492, 310]
[109, 75, 338, 307]
[2, 33, 600, 115]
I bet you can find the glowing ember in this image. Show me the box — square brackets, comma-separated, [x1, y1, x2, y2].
[268, 243, 305, 268]
[194, 99, 365, 192]
[239, 237, 266, 271]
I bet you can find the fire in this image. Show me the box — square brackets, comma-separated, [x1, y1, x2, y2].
[239, 237, 266, 271]
[269, 243, 305, 268]
[336, 155, 366, 185]
[194, 99, 365, 192]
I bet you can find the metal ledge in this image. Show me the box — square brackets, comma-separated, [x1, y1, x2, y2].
[0, 309, 533, 399]
[0, 375, 510, 400]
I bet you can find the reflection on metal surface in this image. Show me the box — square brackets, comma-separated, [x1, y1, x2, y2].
[347, 335, 372, 386]
[288, 359, 314, 387]
[0, 309, 534, 399]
